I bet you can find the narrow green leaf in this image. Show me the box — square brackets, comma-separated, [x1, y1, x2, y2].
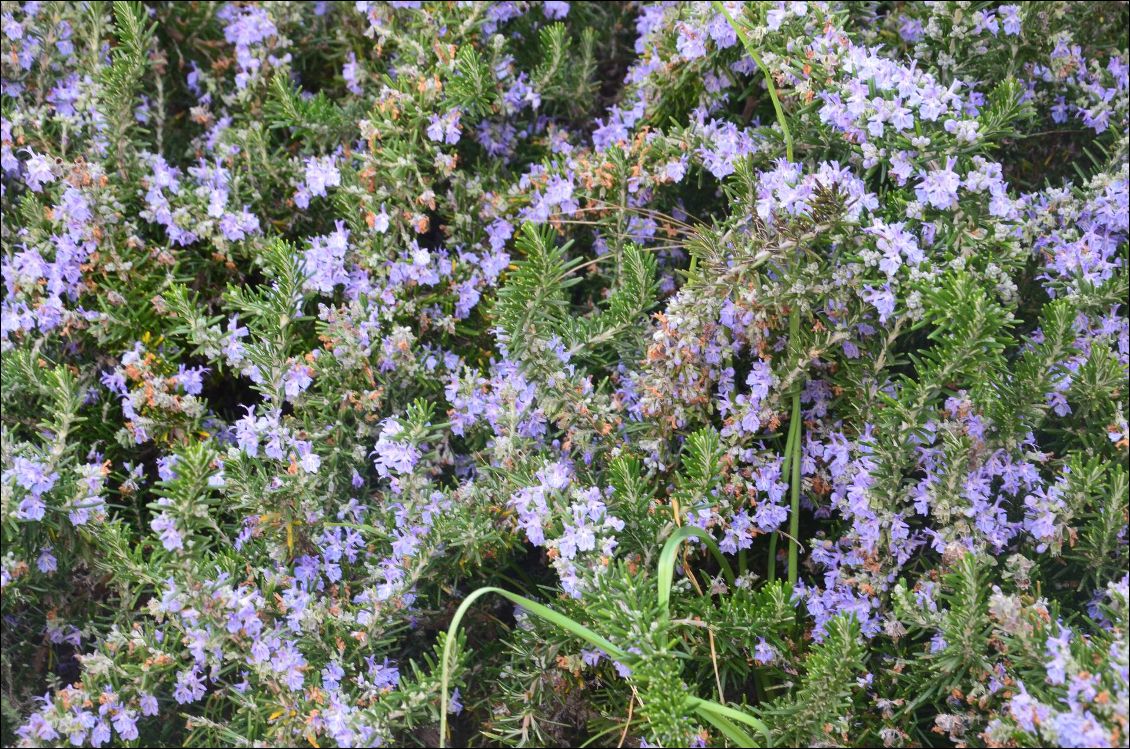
[657, 525, 736, 615]
[439, 586, 627, 747]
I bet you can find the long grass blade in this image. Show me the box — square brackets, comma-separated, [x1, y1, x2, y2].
[695, 705, 758, 747]
[657, 525, 736, 615]
[439, 586, 628, 747]
[688, 696, 770, 742]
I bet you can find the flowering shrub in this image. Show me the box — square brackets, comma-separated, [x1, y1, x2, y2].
[2, 1, 1128, 747]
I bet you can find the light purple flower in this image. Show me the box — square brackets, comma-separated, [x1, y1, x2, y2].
[24, 151, 56, 192]
[150, 511, 184, 551]
[916, 157, 961, 210]
[36, 548, 57, 573]
[753, 638, 776, 665]
[139, 694, 159, 717]
[111, 709, 139, 741]
[372, 419, 421, 477]
[173, 668, 206, 704]
[304, 155, 341, 197]
[426, 110, 462, 145]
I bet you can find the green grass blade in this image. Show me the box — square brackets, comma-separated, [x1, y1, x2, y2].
[439, 586, 628, 747]
[695, 705, 758, 747]
[768, 396, 803, 582]
[786, 359, 803, 588]
[688, 696, 770, 743]
[657, 525, 736, 615]
[712, 0, 794, 162]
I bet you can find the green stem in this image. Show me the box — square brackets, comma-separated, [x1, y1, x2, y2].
[786, 370, 804, 591]
[439, 587, 627, 747]
[713, 1, 795, 162]
[766, 386, 801, 583]
[766, 531, 778, 582]
[715, 1, 805, 587]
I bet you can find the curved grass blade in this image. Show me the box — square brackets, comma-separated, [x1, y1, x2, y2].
[688, 696, 770, 744]
[695, 705, 758, 747]
[439, 586, 628, 747]
[657, 525, 736, 615]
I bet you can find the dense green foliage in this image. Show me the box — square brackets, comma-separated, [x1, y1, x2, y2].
[1, 2, 1128, 747]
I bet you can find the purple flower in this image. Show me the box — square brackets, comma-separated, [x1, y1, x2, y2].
[90, 721, 111, 747]
[675, 22, 707, 60]
[485, 217, 513, 252]
[370, 205, 390, 233]
[24, 151, 56, 192]
[233, 405, 265, 457]
[537, 460, 572, 491]
[753, 501, 788, 533]
[697, 118, 756, 179]
[918, 81, 959, 122]
[17, 709, 60, 742]
[612, 647, 642, 679]
[915, 157, 961, 209]
[454, 279, 481, 319]
[150, 511, 184, 551]
[283, 363, 314, 400]
[899, 16, 924, 42]
[1050, 710, 1112, 748]
[302, 221, 351, 294]
[17, 495, 47, 521]
[139, 694, 159, 717]
[866, 219, 922, 278]
[36, 548, 57, 573]
[111, 709, 139, 741]
[368, 656, 399, 691]
[706, 12, 736, 48]
[271, 640, 308, 691]
[294, 441, 321, 474]
[6, 456, 59, 498]
[503, 73, 541, 112]
[861, 284, 896, 323]
[219, 208, 260, 241]
[173, 668, 206, 704]
[372, 419, 421, 477]
[753, 638, 777, 665]
[343, 51, 362, 95]
[176, 365, 208, 395]
[304, 155, 341, 197]
[542, 1, 569, 19]
[426, 110, 462, 145]
[1008, 682, 1050, 733]
[221, 5, 276, 47]
[156, 455, 180, 482]
[1044, 624, 1073, 685]
[746, 360, 774, 403]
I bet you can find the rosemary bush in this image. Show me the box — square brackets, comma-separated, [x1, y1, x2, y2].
[2, 2, 1128, 747]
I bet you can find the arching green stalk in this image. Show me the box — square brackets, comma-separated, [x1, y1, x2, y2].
[439, 32, 783, 713]
[712, 1, 795, 162]
[438, 587, 627, 747]
[714, 1, 805, 590]
[695, 703, 760, 746]
[767, 392, 802, 582]
[786, 311, 804, 588]
[688, 696, 771, 742]
[440, 528, 744, 747]
[766, 530, 778, 583]
[657, 525, 736, 615]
